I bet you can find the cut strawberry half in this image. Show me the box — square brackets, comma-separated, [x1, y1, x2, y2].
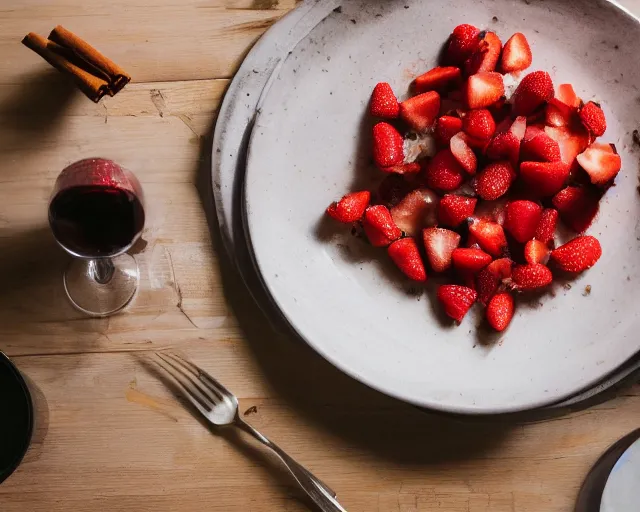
[474, 161, 514, 200]
[437, 284, 478, 322]
[510, 116, 527, 141]
[452, 247, 492, 274]
[380, 162, 422, 174]
[511, 263, 553, 291]
[485, 132, 520, 166]
[486, 292, 515, 332]
[424, 149, 465, 192]
[524, 239, 551, 265]
[369, 82, 399, 119]
[545, 102, 573, 128]
[579, 101, 606, 137]
[435, 116, 464, 146]
[372, 122, 404, 168]
[551, 186, 600, 233]
[553, 84, 581, 110]
[469, 218, 508, 257]
[422, 227, 461, 272]
[450, 132, 478, 174]
[390, 188, 439, 237]
[465, 72, 505, 109]
[437, 195, 477, 227]
[399, 91, 441, 132]
[387, 238, 427, 282]
[544, 125, 591, 167]
[464, 31, 502, 75]
[576, 142, 621, 187]
[504, 200, 543, 243]
[512, 71, 554, 116]
[520, 132, 562, 162]
[500, 32, 532, 73]
[446, 24, 481, 66]
[519, 161, 569, 197]
[362, 205, 402, 247]
[550, 235, 602, 272]
[463, 108, 496, 140]
[413, 66, 461, 93]
[326, 191, 370, 223]
[534, 208, 559, 245]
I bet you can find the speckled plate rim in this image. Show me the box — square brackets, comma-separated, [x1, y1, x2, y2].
[211, 0, 640, 414]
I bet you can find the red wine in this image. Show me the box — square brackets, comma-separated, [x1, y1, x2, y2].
[49, 185, 145, 257]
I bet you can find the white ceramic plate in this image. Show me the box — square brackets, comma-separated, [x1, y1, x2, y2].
[601, 436, 640, 512]
[244, 0, 640, 413]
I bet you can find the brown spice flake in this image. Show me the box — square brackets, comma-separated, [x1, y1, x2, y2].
[243, 405, 258, 416]
[583, 285, 592, 296]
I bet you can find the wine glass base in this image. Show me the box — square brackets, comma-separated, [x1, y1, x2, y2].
[63, 254, 139, 317]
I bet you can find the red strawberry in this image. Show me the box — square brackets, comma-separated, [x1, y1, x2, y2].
[520, 132, 562, 162]
[435, 116, 464, 146]
[390, 188, 439, 237]
[452, 248, 492, 274]
[512, 71, 554, 116]
[369, 82, 399, 118]
[544, 126, 591, 167]
[535, 208, 559, 244]
[424, 149, 465, 192]
[576, 142, 621, 186]
[380, 162, 422, 174]
[524, 239, 551, 265]
[422, 227, 461, 272]
[377, 174, 415, 207]
[579, 101, 606, 137]
[372, 122, 404, 168]
[465, 72, 505, 109]
[511, 263, 553, 290]
[486, 292, 514, 331]
[437, 284, 477, 322]
[413, 66, 461, 93]
[487, 257, 513, 278]
[545, 102, 573, 128]
[469, 219, 508, 257]
[550, 235, 602, 272]
[552, 186, 600, 233]
[465, 31, 502, 75]
[519, 161, 569, 197]
[326, 191, 370, 223]
[446, 24, 481, 66]
[476, 269, 499, 305]
[362, 205, 402, 247]
[523, 125, 546, 143]
[475, 161, 514, 200]
[449, 132, 478, 174]
[387, 238, 427, 282]
[463, 109, 496, 139]
[554, 84, 581, 109]
[399, 91, 441, 132]
[437, 195, 477, 227]
[510, 116, 527, 140]
[485, 131, 520, 166]
[500, 32, 532, 73]
[504, 200, 543, 243]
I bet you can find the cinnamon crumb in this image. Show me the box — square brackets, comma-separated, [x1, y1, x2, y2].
[583, 285, 592, 296]
[244, 405, 258, 416]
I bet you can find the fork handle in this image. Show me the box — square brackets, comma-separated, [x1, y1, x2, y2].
[235, 416, 347, 512]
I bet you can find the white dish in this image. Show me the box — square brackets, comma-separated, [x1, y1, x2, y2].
[601, 436, 640, 512]
[243, 0, 640, 413]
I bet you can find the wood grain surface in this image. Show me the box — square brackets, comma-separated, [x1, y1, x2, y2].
[1, 1, 640, 510]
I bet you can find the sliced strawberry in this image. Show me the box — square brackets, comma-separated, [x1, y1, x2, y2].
[485, 132, 520, 166]
[377, 174, 414, 208]
[554, 84, 581, 109]
[387, 238, 427, 282]
[452, 247, 492, 274]
[372, 122, 404, 168]
[520, 132, 562, 162]
[512, 71, 554, 116]
[475, 161, 514, 200]
[465, 31, 502, 75]
[437, 195, 477, 227]
[500, 33, 532, 73]
[552, 186, 600, 233]
[544, 126, 591, 166]
[465, 72, 504, 109]
[362, 205, 402, 247]
[519, 161, 569, 197]
[476, 269, 499, 305]
[487, 257, 513, 279]
[504, 200, 543, 243]
[437, 284, 477, 322]
[446, 24, 481, 66]
[545, 102, 573, 128]
[424, 149, 465, 192]
[390, 188, 439, 237]
[535, 208, 559, 244]
[463, 109, 496, 139]
[524, 239, 551, 265]
[413, 66, 461, 93]
[510, 116, 527, 141]
[399, 91, 441, 132]
[380, 162, 422, 174]
[369, 82, 399, 119]
[550, 235, 602, 272]
[576, 142, 621, 187]
[435, 116, 464, 146]
[449, 132, 477, 174]
[579, 101, 606, 137]
[523, 125, 546, 143]
[511, 263, 553, 291]
[469, 219, 508, 257]
[326, 191, 370, 223]
[486, 292, 515, 331]
[422, 227, 461, 272]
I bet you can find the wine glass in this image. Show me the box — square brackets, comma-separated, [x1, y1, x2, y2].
[48, 158, 145, 316]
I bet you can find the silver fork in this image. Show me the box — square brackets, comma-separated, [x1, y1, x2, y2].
[152, 352, 348, 512]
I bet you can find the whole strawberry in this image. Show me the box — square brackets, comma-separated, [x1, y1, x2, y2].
[372, 122, 404, 168]
[550, 235, 602, 272]
[579, 101, 606, 137]
[446, 24, 481, 65]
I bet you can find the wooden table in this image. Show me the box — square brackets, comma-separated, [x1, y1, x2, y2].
[1, 1, 640, 510]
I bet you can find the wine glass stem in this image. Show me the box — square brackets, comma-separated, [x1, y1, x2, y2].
[90, 258, 115, 285]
